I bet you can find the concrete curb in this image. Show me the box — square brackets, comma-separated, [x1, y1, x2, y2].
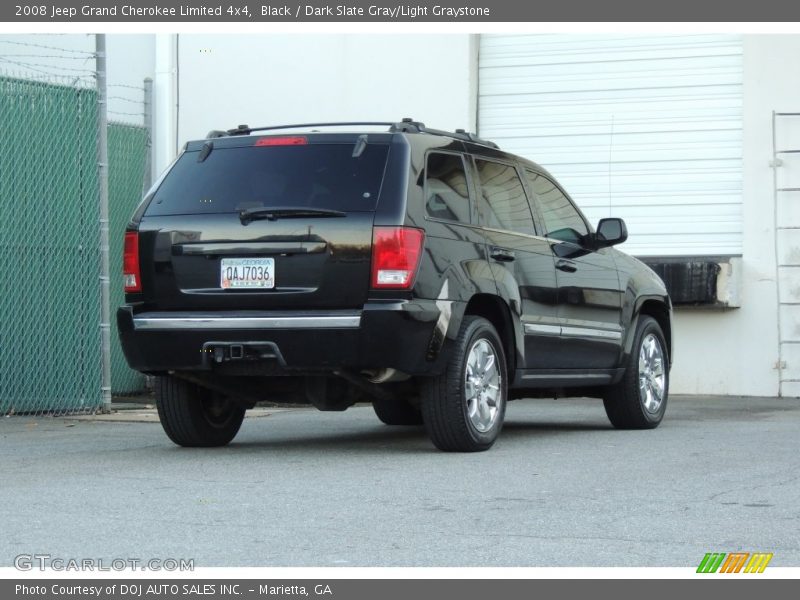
[62, 407, 299, 423]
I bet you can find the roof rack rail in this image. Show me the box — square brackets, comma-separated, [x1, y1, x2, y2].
[381, 118, 500, 149]
[206, 122, 398, 139]
[205, 118, 499, 149]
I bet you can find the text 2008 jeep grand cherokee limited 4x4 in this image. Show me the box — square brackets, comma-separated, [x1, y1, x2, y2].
[118, 119, 672, 452]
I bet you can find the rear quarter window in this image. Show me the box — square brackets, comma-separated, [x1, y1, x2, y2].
[146, 143, 390, 216]
[424, 152, 471, 224]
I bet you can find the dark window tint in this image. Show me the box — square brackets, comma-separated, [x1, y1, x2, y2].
[527, 171, 588, 245]
[146, 143, 389, 216]
[425, 153, 471, 223]
[475, 159, 534, 236]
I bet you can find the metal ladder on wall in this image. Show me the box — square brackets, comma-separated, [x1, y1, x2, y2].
[772, 111, 800, 397]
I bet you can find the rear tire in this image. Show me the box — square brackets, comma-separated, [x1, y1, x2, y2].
[156, 375, 246, 447]
[372, 396, 423, 426]
[420, 316, 507, 452]
[603, 316, 669, 429]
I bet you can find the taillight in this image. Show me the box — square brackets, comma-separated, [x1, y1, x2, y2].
[370, 227, 425, 290]
[123, 231, 142, 293]
[254, 136, 308, 147]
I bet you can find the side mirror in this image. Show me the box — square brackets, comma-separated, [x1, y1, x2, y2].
[594, 218, 628, 249]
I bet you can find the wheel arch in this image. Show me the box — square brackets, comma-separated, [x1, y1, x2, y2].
[462, 294, 520, 377]
[629, 297, 673, 366]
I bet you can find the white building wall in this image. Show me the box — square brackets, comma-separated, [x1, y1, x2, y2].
[670, 35, 800, 398]
[175, 34, 476, 145]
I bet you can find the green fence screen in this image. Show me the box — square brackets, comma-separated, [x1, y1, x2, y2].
[108, 122, 148, 395]
[0, 75, 148, 414]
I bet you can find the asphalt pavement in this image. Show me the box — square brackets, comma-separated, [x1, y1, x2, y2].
[1, 395, 799, 567]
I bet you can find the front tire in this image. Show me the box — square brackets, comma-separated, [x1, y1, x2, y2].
[603, 316, 669, 429]
[421, 316, 507, 452]
[156, 375, 246, 447]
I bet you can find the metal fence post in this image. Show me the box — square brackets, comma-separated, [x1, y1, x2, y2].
[96, 34, 112, 413]
[143, 77, 154, 193]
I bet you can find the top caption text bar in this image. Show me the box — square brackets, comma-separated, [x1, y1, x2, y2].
[4, 1, 800, 22]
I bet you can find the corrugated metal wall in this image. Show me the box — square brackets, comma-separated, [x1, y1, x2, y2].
[478, 34, 743, 256]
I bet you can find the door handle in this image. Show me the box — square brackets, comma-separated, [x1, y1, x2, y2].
[490, 247, 516, 262]
[555, 259, 577, 273]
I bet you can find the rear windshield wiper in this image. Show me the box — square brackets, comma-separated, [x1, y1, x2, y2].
[239, 206, 347, 225]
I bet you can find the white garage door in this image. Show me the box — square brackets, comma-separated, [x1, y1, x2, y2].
[478, 34, 743, 256]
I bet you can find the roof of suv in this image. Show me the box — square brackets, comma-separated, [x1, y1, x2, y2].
[203, 119, 500, 149]
[188, 118, 551, 179]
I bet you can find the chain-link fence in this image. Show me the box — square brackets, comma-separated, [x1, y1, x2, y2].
[0, 53, 151, 415]
[0, 75, 101, 415]
[109, 122, 148, 395]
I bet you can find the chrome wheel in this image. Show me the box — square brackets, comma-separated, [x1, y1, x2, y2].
[638, 333, 666, 414]
[421, 316, 507, 451]
[464, 338, 502, 432]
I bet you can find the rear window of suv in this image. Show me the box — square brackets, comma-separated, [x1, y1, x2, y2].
[146, 142, 390, 216]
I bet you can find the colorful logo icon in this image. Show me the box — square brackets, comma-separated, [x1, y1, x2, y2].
[697, 552, 773, 573]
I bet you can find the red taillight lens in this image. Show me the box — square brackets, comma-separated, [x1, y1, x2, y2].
[254, 136, 308, 147]
[123, 232, 142, 293]
[370, 227, 425, 290]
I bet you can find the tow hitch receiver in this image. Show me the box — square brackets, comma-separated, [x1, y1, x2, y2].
[202, 342, 285, 365]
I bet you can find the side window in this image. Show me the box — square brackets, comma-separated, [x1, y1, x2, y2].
[527, 171, 589, 245]
[424, 152, 471, 224]
[474, 159, 535, 236]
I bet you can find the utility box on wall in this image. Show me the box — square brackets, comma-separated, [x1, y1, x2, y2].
[639, 256, 742, 308]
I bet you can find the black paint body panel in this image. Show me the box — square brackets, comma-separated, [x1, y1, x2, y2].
[119, 129, 672, 393]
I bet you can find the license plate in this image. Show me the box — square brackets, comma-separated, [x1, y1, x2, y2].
[220, 258, 275, 289]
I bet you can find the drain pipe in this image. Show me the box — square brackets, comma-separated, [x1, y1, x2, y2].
[154, 34, 179, 174]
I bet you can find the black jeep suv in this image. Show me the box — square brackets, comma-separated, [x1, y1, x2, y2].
[118, 119, 672, 452]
